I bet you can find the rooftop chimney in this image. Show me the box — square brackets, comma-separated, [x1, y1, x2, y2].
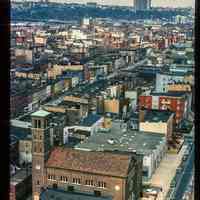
[139, 108, 146, 122]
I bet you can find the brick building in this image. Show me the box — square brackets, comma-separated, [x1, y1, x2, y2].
[31, 110, 142, 200]
[75, 120, 166, 182]
[139, 92, 188, 124]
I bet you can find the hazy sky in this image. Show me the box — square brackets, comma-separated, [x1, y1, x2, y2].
[59, 0, 194, 8]
[152, 0, 194, 8]
[76, 0, 195, 7]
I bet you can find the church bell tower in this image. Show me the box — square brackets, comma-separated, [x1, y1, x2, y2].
[31, 110, 51, 200]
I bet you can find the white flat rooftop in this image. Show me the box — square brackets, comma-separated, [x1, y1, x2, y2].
[10, 120, 31, 129]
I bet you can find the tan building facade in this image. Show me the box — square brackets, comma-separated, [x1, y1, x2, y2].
[19, 138, 32, 165]
[139, 110, 174, 141]
[167, 84, 191, 92]
[104, 99, 120, 114]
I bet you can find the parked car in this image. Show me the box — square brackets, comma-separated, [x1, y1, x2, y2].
[170, 180, 177, 188]
[176, 167, 182, 174]
[182, 155, 188, 161]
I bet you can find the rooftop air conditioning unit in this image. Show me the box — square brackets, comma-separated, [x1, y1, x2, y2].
[107, 139, 114, 145]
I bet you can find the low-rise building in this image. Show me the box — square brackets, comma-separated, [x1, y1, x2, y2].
[10, 168, 32, 200]
[139, 109, 174, 141]
[139, 92, 188, 124]
[19, 135, 32, 165]
[31, 110, 143, 200]
[75, 120, 167, 182]
[125, 90, 138, 111]
[167, 83, 191, 92]
[63, 114, 104, 144]
[155, 71, 193, 93]
[10, 120, 32, 165]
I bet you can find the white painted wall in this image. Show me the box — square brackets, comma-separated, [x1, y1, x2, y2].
[143, 137, 167, 180]
[19, 152, 32, 165]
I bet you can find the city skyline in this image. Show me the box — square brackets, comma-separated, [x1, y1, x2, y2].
[10, 0, 194, 199]
[45, 0, 194, 8]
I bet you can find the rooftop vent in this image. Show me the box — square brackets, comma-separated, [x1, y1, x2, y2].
[153, 117, 159, 121]
[107, 139, 114, 145]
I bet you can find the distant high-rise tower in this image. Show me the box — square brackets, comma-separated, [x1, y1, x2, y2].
[134, 0, 151, 11]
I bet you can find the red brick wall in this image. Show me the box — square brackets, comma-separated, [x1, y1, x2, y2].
[159, 97, 185, 123]
[139, 95, 186, 124]
[10, 184, 16, 200]
[139, 96, 152, 109]
[45, 167, 126, 200]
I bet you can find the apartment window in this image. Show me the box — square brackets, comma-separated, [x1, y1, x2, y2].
[85, 180, 94, 186]
[72, 178, 81, 185]
[38, 120, 41, 128]
[34, 146, 37, 153]
[142, 170, 149, 177]
[60, 176, 68, 183]
[94, 190, 101, 197]
[37, 180, 40, 185]
[34, 120, 37, 128]
[44, 120, 48, 128]
[98, 181, 106, 188]
[48, 175, 56, 181]
[68, 186, 74, 191]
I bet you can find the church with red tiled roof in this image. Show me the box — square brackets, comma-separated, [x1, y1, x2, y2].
[31, 110, 142, 200]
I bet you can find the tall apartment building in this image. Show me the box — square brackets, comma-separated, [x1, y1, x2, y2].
[134, 0, 151, 11]
[31, 110, 142, 200]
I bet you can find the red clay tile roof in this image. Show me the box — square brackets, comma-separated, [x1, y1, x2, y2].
[46, 147, 132, 178]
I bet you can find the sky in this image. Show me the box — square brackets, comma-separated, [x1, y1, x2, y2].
[55, 0, 195, 8]
[152, 0, 194, 8]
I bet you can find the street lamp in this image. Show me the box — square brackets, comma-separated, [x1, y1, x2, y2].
[115, 185, 120, 191]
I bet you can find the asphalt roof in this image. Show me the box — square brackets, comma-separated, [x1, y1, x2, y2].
[80, 114, 102, 126]
[10, 126, 31, 145]
[75, 121, 165, 155]
[11, 168, 31, 185]
[40, 188, 113, 200]
[151, 91, 186, 97]
[11, 119, 31, 129]
[172, 43, 192, 49]
[143, 110, 173, 122]
[159, 70, 193, 76]
[15, 67, 34, 72]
